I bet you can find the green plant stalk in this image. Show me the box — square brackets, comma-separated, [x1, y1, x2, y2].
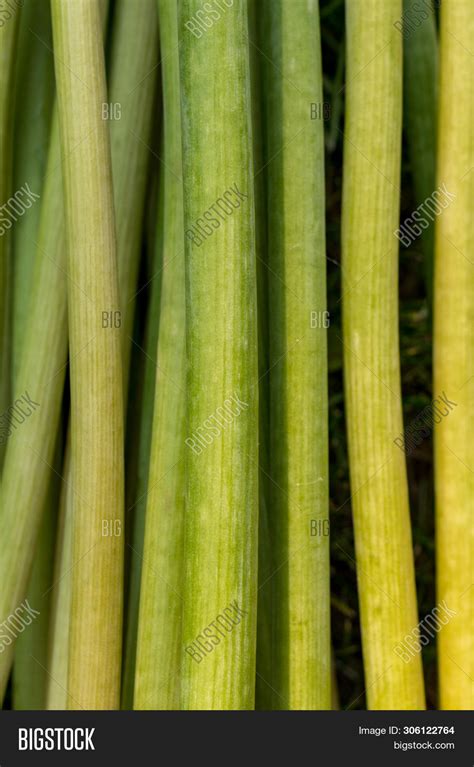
[13, 512, 56, 709]
[122, 165, 163, 709]
[1, 0, 108, 705]
[44, 0, 109, 712]
[0, 110, 68, 703]
[108, 0, 158, 394]
[10, 0, 56, 711]
[342, 0, 425, 709]
[134, 0, 185, 711]
[13, 435, 61, 710]
[0, 0, 105, 706]
[46, 0, 158, 710]
[262, 0, 330, 710]
[402, 0, 437, 305]
[0, 1, 20, 453]
[52, 0, 124, 710]
[434, 0, 474, 711]
[179, 0, 258, 710]
[12, 0, 54, 380]
[110, 0, 158, 708]
[108, 0, 159, 706]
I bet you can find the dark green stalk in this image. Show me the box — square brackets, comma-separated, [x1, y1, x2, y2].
[10, 0, 56, 711]
[122, 166, 164, 708]
[0, 0, 21, 457]
[262, 0, 330, 710]
[134, 0, 185, 711]
[11, 0, 54, 379]
[403, 0, 438, 305]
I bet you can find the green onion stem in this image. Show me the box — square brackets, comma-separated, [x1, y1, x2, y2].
[0, 0, 20, 454]
[262, 0, 330, 710]
[0, 110, 68, 703]
[47, 0, 158, 710]
[134, 0, 185, 711]
[10, 0, 56, 711]
[179, 0, 259, 710]
[121, 166, 163, 709]
[434, 0, 474, 711]
[342, 0, 425, 709]
[52, 0, 124, 710]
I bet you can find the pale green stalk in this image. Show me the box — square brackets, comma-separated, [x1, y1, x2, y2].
[134, 0, 185, 711]
[179, 0, 258, 710]
[46, 0, 158, 709]
[342, 0, 425, 709]
[44, 0, 109, 712]
[403, 0, 437, 303]
[262, 0, 330, 710]
[52, 0, 124, 710]
[434, 0, 474, 711]
[0, 0, 110, 708]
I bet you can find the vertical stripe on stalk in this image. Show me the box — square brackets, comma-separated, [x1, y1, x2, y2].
[134, 0, 185, 711]
[51, 0, 124, 710]
[342, 0, 425, 709]
[262, 0, 330, 710]
[179, 0, 258, 710]
[248, 0, 272, 712]
[434, 0, 474, 711]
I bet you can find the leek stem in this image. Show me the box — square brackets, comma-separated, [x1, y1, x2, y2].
[179, 0, 258, 710]
[342, 0, 425, 709]
[0, 110, 68, 703]
[10, 0, 56, 710]
[434, 0, 474, 711]
[262, 0, 330, 710]
[52, 0, 124, 710]
[134, 0, 185, 711]
[0, 0, 20, 455]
